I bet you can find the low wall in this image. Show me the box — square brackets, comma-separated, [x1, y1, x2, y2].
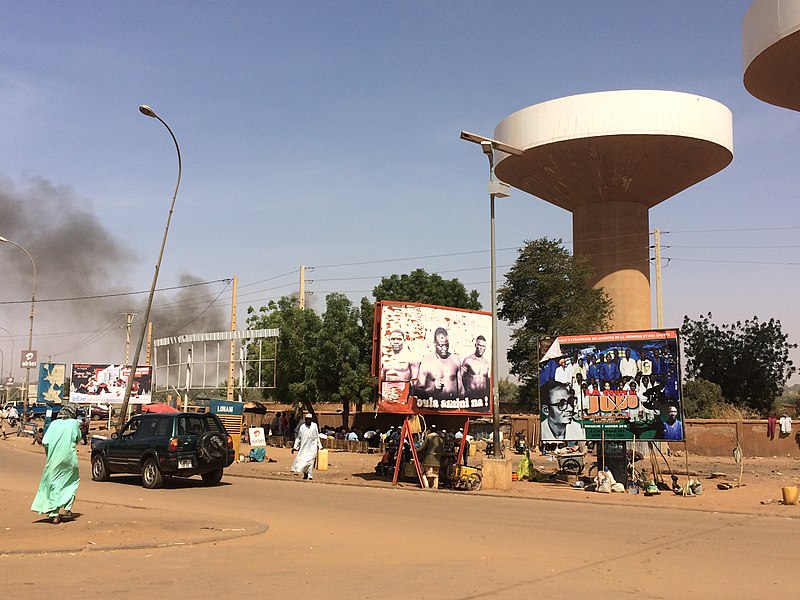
[685, 419, 800, 457]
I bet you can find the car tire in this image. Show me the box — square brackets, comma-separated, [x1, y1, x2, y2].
[91, 454, 110, 481]
[201, 467, 224, 485]
[142, 457, 164, 489]
[197, 432, 227, 463]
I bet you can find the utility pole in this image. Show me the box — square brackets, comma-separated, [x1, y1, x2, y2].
[226, 275, 238, 401]
[654, 228, 664, 328]
[123, 313, 135, 364]
[299, 265, 306, 309]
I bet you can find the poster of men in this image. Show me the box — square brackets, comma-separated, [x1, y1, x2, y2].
[374, 301, 492, 415]
[70, 363, 153, 404]
[538, 329, 683, 442]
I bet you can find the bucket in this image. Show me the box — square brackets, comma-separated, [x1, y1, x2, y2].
[782, 486, 798, 505]
[316, 448, 329, 471]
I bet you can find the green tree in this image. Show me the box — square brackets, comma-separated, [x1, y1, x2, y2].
[373, 268, 482, 310]
[681, 313, 796, 415]
[682, 378, 724, 419]
[246, 295, 322, 415]
[312, 293, 372, 426]
[498, 238, 613, 388]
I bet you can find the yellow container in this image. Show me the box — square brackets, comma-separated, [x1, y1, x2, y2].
[316, 448, 329, 471]
[782, 486, 798, 505]
[469, 443, 477, 457]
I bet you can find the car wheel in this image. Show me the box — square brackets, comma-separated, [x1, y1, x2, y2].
[91, 454, 110, 481]
[197, 432, 227, 463]
[201, 467, 224, 485]
[141, 458, 164, 489]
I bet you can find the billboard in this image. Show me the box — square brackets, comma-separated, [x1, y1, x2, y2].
[373, 301, 492, 415]
[538, 329, 683, 442]
[70, 363, 153, 404]
[37, 363, 66, 404]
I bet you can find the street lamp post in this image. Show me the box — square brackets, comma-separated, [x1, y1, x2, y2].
[116, 105, 182, 431]
[0, 236, 36, 420]
[459, 132, 523, 459]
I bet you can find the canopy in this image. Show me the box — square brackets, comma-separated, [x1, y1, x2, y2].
[141, 403, 179, 413]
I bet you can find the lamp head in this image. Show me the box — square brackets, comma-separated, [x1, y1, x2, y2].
[480, 140, 493, 156]
[139, 105, 157, 118]
[0, 236, 8, 243]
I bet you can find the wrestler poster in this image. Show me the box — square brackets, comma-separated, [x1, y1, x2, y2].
[538, 329, 684, 442]
[373, 301, 492, 415]
[70, 363, 153, 404]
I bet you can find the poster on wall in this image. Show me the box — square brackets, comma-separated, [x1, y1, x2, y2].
[538, 329, 683, 442]
[373, 301, 493, 415]
[69, 363, 152, 404]
[37, 363, 66, 404]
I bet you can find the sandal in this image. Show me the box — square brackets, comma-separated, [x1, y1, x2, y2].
[51, 515, 62, 524]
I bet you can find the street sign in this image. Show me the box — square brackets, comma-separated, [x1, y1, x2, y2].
[20, 350, 37, 369]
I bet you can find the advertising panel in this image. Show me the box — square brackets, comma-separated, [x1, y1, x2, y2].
[374, 301, 492, 415]
[37, 363, 66, 404]
[69, 364, 152, 404]
[538, 329, 683, 442]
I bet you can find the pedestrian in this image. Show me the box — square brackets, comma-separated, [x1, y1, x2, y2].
[290, 412, 322, 480]
[79, 414, 90, 445]
[31, 403, 82, 524]
[418, 425, 444, 490]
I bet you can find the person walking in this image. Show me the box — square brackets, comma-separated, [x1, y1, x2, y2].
[31, 403, 82, 524]
[291, 413, 322, 480]
[418, 426, 444, 490]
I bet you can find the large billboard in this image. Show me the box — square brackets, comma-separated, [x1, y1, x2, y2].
[538, 330, 683, 442]
[373, 301, 492, 415]
[70, 363, 153, 404]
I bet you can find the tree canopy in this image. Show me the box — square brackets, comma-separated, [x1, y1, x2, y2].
[681, 313, 796, 415]
[498, 238, 613, 388]
[373, 268, 482, 310]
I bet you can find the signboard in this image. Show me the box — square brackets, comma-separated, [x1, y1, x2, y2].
[373, 301, 492, 415]
[248, 427, 266, 447]
[37, 363, 66, 404]
[20, 350, 37, 369]
[538, 329, 683, 442]
[69, 363, 153, 404]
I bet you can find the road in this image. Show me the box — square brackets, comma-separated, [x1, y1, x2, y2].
[0, 442, 795, 599]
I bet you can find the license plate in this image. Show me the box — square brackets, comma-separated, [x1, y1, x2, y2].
[178, 458, 193, 469]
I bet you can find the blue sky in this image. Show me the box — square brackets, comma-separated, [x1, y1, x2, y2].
[2, 1, 799, 384]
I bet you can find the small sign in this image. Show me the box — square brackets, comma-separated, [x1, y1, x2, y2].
[20, 350, 37, 369]
[4, 377, 13, 386]
[248, 427, 266, 447]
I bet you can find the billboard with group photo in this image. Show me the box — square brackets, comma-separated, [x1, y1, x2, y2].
[373, 301, 493, 415]
[538, 329, 683, 442]
[70, 363, 153, 404]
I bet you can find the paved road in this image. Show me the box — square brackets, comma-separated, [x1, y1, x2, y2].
[0, 443, 794, 599]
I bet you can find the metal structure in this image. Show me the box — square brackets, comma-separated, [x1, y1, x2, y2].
[152, 328, 280, 400]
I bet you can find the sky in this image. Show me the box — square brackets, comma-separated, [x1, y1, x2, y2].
[1, 1, 799, 390]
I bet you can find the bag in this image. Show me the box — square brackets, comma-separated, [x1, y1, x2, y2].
[516, 450, 531, 480]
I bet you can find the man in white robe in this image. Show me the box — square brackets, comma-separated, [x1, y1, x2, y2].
[291, 413, 322, 480]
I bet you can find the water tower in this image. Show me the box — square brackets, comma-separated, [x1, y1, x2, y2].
[492, 90, 733, 331]
[743, 0, 800, 111]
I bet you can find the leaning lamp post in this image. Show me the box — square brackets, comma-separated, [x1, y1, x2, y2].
[0, 236, 36, 421]
[459, 131, 523, 459]
[116, 105, 182, 431]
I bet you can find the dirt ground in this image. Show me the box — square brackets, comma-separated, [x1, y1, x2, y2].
[6, 418, 800, 517]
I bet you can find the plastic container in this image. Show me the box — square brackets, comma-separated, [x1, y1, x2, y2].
[782, 486, 798, 505]
[316, 448, 329, 471]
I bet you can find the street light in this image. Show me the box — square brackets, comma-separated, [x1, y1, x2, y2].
[117, 105, 182, 430]
[459, 131, 523, 459]
[0, 236, 36, 419]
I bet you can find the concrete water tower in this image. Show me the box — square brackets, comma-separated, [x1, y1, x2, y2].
[743, 0, 800, 111]
[491, 90, 733, 331]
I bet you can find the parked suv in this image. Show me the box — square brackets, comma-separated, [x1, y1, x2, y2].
[91, 412, 234, 489]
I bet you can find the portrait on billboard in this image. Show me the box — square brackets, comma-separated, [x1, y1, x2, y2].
[70, 363, 153, 404]
[374, 302, 492, 415]
[538, 330, 683, 441]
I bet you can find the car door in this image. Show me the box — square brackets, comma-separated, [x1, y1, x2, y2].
[106, 416, 141, 472]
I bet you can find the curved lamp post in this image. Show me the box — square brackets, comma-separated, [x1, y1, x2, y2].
[117, 105, 182, 430]
[0, 236, 36, 418]
[459, 132, 523, 460]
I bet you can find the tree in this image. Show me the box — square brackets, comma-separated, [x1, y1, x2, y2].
[373, 268, 482, 310]
[682, 378, 724, 419]
[681, 313, 796, 415]
[498, 238, 613, 388]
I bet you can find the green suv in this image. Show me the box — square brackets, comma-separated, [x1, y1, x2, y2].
[91, 412, 235, 488]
